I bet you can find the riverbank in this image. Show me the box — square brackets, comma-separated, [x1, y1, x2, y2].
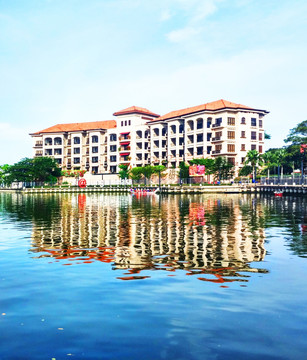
[1, 184, 306, 195]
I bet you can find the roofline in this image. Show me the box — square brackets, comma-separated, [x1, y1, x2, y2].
[154, 106, 269, 122]
[113, 110, 160, 117]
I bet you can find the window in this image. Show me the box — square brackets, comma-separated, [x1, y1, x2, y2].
[207, 118, 212, 128]
[92, 135, 98, 143]
[197, 119, 203, 129]
[162, 140, 166, 147]
[92, 166, 98, 174]
[251, 144, 256, 150]
[241, 131, 246, 138]
[92, 157, 98, 163]
[74, 137, 80, 144]
[110, 145, 117, 152]
[110, 134, 117, 142]
[197, 134, 203, 142]
[125, 121, 127, 126]
[228, 158, 235, 165]
[54, 137, 62, 145]
[207, 146, 212, 154]
[74, 148, 80, 154]
[45, 137, 52, 146]
[92, 146, 98, 153]
[128, 120, 131, 126]
[227, 117, 235, 126]
[121, 121, 123, 126]
[179, 137, 184, 145]
[187, 120, 194, 131]
[259, 120, 263, 128]
[197, 147, 203, 155]
[110, 155, 117, 162]
[45, 149, 52, 155]
[55, 158, 62, 164]
[227, 144, 235, 152]
[154, 128, 159, 136]
[215, 118, 222, 126]
[241, 144, 246, 151]
[54, 148, 62, 155]
[241, 117, 246, 124]
[171, 125, 176, 134]
[251, 118, 257, 127]
[73, 157, 80, 164]
[228, 131, 235, 139]
[241, 157, 245, 164]
[110, 166, 117, 173]
[179, 123, 184, 133]
[259, 145, 263, 153]
[216, 145, 222, 151]
[251, 131, 257, 140]
[162, 127, 167, 136]
[259, 133, 263, 141]
[179, 149, 184, 157]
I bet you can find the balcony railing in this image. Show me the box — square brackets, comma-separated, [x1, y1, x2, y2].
[211, 137, 221, 141]
[212, 150, 221, 154]
[212, 123, 223, 128]
[34, 142, 43, 147]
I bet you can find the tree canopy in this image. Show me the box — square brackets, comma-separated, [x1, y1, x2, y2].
[284, 120, 307, 145]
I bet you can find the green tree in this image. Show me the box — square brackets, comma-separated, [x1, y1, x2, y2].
[238, 165, 253, 177]
[275, 148, 287, 180]
[32, 157, 61, 182]
[129, 167, 143, 181]
[139, 165, 156, 184]
[118, 164, 129, 179]
[244, 150, 263, 181]
[212, 157, 234, 182]
[284, 120, 307, 145]
[0, 164, 11, 186]
[179, 162, 189, 179]
[262, 151, 276, 178]
[7, 158, 34, 183]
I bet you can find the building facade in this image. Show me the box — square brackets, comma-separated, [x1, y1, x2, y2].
[30, 99, 269, 175]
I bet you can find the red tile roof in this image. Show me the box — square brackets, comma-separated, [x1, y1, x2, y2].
[156, 99, 268, 121]
[31, 120, 117, 135]
[113, 106, 159, 118]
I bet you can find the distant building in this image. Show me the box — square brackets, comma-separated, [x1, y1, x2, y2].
[30, 99, 269, 175]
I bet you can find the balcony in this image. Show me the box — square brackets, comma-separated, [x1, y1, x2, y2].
[212, 150, 221, 155]
[34, 141, 43, 148]
[211, 137, 222, 142]
[212, 123, 223, 128]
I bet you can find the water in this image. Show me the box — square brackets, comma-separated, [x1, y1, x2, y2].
[0, 192, 307, 360]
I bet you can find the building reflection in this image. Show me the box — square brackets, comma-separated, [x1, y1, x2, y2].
[30, 193, 268, 284]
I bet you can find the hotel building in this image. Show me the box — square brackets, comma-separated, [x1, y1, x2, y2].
[30, 99, 269, 175]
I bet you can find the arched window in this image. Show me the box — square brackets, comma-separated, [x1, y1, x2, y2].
[54, 137, 62, 145]
[45, 137, 52, 146]
[197, 118, 203, 129]
[241, 117, 246, 124]
[187, 120, 194, 131]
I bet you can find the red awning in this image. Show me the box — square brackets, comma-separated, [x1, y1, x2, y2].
[120, 152, 130, 156]
[120, 141, 130, 145]
[120, 132, 130, 135]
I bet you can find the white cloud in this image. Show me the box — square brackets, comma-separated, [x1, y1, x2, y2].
[160, 9, 172, 21]
[167, 26, 200, 43]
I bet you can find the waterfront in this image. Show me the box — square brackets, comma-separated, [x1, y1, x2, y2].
[0, 193, 307, 359]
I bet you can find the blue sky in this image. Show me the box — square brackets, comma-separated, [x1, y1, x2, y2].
[0, 0, 306, 164]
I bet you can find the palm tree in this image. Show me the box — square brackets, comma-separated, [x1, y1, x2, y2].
[275, 148, 287, 182]
[244, 150, 263, 182]
[262, 151, 276, 179]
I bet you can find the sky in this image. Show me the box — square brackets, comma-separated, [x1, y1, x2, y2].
[0, 0, 306, 164]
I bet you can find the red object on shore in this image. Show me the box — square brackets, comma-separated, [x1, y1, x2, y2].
[78, 178, 87, 188]
[274, 191, 283, 197]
